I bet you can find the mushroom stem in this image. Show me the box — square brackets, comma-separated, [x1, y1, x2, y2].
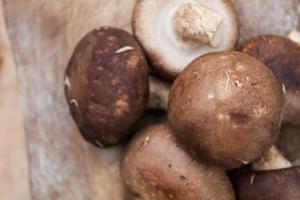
[147, 76, 170, 110]
[172, 3, 223, 47]
[252, 146, 292, 171]
[287, 30, 300, 45]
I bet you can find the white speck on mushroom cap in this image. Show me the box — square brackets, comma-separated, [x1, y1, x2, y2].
[69, 99, 79, 108]
[116, 46, 134, 54]
[287, 30, 300, 45]
[64, 76, 71, 90]
[95, 140, 104, 148]
[133, 0, 238, 75]
[250, 174, 256, 185]
[235, 80, 244, 87]
[282, 84, 286, 94]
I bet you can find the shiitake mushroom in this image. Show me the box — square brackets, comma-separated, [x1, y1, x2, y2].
[64, 27, 149, 147]
[121, 123, 235, 200]
[241, 35, 300, 125]
[168, 51, 284, 169]
[230, 146, 300, 200]
[133, 0, 238, 78]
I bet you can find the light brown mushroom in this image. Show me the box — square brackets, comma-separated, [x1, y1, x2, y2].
[133, 0, 238, 78]
[168, 51, 285, 169]
[122, 123, 235, 200]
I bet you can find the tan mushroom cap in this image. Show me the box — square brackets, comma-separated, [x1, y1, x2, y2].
[168, 51, 284, 169]
[133, 0, 238, 78]
[122, 123, 235, 200]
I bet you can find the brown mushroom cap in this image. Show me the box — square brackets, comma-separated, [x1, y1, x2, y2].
[64, 27, 149, 147]
[121, 123, 235, 200]
[231, 0, 300, 45]
[133, 0, 238, 79]
[230, 166, 300, 200]
[241, 35, 300, 125]
[168, 51, 284, 169]
[230, 145, 300, 200]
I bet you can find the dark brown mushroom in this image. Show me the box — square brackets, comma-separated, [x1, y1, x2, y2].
[241, 35, 300, 125]
[64, 27, 149, 147]
[230, 146, 300, 200]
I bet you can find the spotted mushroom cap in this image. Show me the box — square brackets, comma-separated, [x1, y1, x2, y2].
[64, 27, 149, 147]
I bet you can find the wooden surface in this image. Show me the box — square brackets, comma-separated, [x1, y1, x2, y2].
[0, 1, 31, 199]
[2, 0, 300, 200]
[3, 0, 137, 199]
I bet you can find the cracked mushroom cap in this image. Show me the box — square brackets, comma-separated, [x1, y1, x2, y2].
[241, 35, 300, 125]
[121, 123, 235, 200]
[168, 51, 284, 169]
[230, 146, 300, 200]
[133, 0, 238, 79]
[64, 27, 149, 147]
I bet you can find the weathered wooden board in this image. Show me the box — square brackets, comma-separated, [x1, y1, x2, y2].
[0, 1, 31, 199]
[3, 0, 300, 199]
[3, 0, 137, 199]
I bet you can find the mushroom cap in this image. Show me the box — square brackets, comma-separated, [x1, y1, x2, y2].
[168, 51, 284, 169]
[64, 27, 149, 147]
[231, 0, 300, 45]
[133, 0, 238, 79]
[241, 35, 300, 125]
[230, 167, 300, 200]
[121, 123, 235, 200]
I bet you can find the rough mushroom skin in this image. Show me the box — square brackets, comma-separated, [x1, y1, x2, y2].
[133, 0, 238, 79]
[168, 51, 285, 169]
[231, 0, 300, 45]
[64, 27, 149, 147]
[241, 35, 300, 125]
[122, 123, 236, 200]
[230, 167, 300, 200]
[230, 146, 300, 200]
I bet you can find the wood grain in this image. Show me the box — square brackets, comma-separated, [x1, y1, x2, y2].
[0, 1, 31, 199]
[3, 0, 136, 199]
